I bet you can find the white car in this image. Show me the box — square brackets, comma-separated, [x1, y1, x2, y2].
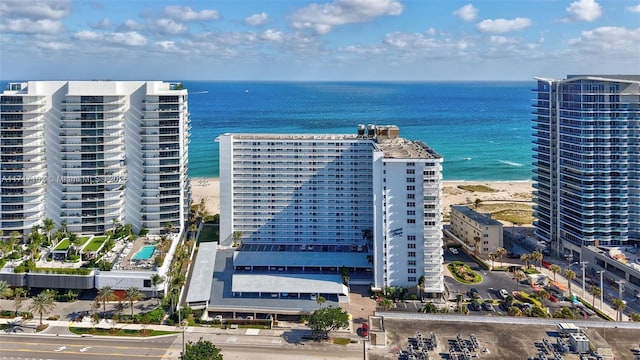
[449, 247, 459, 255]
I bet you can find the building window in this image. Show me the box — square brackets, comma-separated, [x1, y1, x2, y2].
[408, 276, 416, 282]
[408, 251, 416, 257]
[406, 177, 415, 183]
[407, 235, 416, 241]
[407, 210, 415, 216]
[407, 202, 415, 207]
[408, 268, 416, 274]
[407, 219, 416, 224]
[407, 185, 415, 191]
[408, 243, 416, 249]
[407, 194, 415, 199]
[406, 169, 415, 174]
[408, 260, 416, 266]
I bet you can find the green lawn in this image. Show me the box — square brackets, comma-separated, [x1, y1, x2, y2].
[84, 237, 107, 252]
[198, 224, 219, 243]
[53, 239, 71, 251]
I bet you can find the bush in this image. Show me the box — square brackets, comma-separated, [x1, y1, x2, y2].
[447, 261, 482, 284]
[47, 314, 60, 320]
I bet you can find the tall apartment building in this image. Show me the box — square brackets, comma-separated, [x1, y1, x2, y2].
[218, 125, 444, 295]
[0, 81, 190, 237]
[532, 75, 640, 260]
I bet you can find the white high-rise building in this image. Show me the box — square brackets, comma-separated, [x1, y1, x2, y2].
[0, 81, 190, 237]
[218, 125, 444, 295]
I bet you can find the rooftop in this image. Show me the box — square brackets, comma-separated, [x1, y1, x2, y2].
[451, 205, 503, 226]
[375, 137, 441, 160]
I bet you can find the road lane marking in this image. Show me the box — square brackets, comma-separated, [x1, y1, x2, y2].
[226, 337, 237, 343]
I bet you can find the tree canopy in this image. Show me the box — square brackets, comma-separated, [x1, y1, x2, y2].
[182, 338, 223, 360]
[306, 306, 350, 340]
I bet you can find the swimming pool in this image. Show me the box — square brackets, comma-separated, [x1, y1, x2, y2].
[133, 245, 156, 260]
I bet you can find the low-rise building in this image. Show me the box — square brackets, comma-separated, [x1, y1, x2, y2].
[449, 205, 503, 255]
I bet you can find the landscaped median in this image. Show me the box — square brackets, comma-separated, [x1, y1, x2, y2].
[447, 261, 482, 284]
[69, 327, 177, 337]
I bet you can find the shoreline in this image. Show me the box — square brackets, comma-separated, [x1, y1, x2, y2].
[189, 176, 533, 217]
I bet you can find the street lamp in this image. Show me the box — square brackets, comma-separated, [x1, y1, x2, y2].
[579, 261, 588, 301]
[597, 270, 604, 311]
[181, 319, 188, 357]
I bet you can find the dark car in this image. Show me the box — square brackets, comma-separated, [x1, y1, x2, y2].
[469, 300, 482, 311]
[506, 253, 521, 259]
[469, 288, 480, 299]
[482, 302, 495, 311]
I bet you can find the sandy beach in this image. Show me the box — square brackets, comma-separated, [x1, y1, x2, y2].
[190, 177, 533, 217]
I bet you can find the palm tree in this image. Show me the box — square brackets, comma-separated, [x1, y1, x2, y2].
[29, 291, 56, 326]
[151, 274, 164, 303]
[531, 250, 543, 270]
[43, 218, 55, 246]
[189, 223, 198, 241]
[520, 253, 531, 270]
[232, 231, 242, 247]
[488, 253, 497, 270]
[564, 269, 577, 296]
[495, 247, 507, 268]
[124, 287, 145, 317]
[164, 221, 175, 234]
[379, 298, 393, 311]
[13, 287, 27, 316]
[589, 285, 601, 309]
[417, 275, 425, 299]
[316, 295, 326, 309]
[508, 306, 524, 317]
[9, 231, 21, 256]
[612, 298, 626, 322]
[474, 198, 481, 210]
[513, 270, 526, 291]
[549, 264, 562, 282]
[96, 286, 117, 319]
[537, 289, 550, 305]
[0, 280, 13, 312]
[473, 236, 481, 255]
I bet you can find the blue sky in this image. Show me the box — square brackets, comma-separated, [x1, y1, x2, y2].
[1, 0, 638, 80]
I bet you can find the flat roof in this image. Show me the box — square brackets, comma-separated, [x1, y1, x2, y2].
[231, 273, 348, 295]
[233, 250, 370, 268]
[451, 205, 502, 226]
[375, 137, 441, 160]
[186, 242, 217, 305]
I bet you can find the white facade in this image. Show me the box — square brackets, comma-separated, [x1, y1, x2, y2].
[218, 125, 444, 295]
[0, 81, 190, 237]
[449, 205, 503, 255]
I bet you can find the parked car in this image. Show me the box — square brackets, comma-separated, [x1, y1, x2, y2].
[506, 253, 521, 259]
[482, 302, 495, 312]
[449, 247, 459, 255]
[469, 300, 482, 311]
[469, 288, 480, 299]
[499, 289, 509, 300]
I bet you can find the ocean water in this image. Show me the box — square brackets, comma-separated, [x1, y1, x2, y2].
[186, 81, 534, 181]
[0, 80, 534, 181]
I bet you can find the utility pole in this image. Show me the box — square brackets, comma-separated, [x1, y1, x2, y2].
[580, 261, 588, 301]
[597, 270, 604, 310]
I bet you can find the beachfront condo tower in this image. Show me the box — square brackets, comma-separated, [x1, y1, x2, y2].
[532, 75, 640, 260]
[0, 81, 190, 238]
[217, 125, 445, 296]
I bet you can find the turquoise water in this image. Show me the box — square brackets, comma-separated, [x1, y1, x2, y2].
[185, 81, 534, 181]
[133, 245, 156, 260]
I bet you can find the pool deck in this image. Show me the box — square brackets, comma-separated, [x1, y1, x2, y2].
[112, 237, 159, 270]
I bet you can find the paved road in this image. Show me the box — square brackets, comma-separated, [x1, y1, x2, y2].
[0, 333, 175, 359]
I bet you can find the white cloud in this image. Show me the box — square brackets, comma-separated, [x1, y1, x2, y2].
[566, 0, 602, 22]
[489, 36, 518, 45]
[120, 19, 144, 31]
[568, 26, 640, 54]
[74, 30, 147, 47]
[35, 40, 71, 50]
[245, 12, 269, 26]
[476, 18, 532, 34]
[0, 18, 63, 34]
[291, 0, 403, 34]
[261, 29, 283, 42]
[626, 4, 640, 13]
[149, 18, 188, 35]
[90, 18, 111, 30]
[453, 4, 478, 22]
[164, 6, 220, 22]
[0, 0, 70, 20]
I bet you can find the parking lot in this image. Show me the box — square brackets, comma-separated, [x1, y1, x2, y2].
[371, 318, 640, 360]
